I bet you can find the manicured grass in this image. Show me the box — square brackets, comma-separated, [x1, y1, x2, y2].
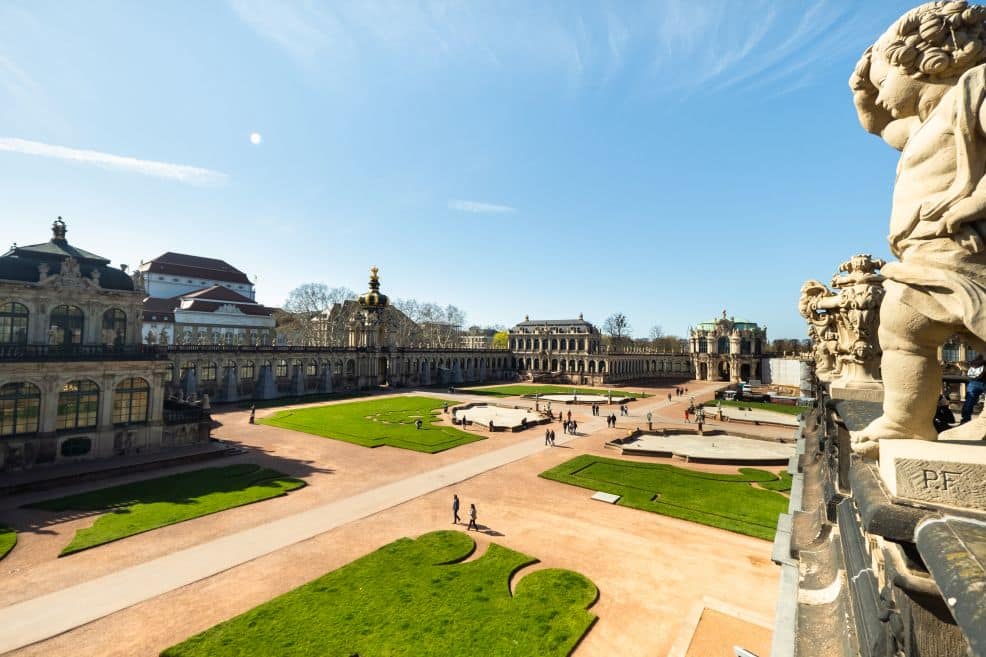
[540, 455, 789, 541]
[162, 530, 597, 657]
[703, 399, 805, 416]
[29, 464, 305, 556]
[0, 526, 15, 560]
[462, 384, 649, 399]
[761, 470, 793, 492]
[260, 396, 483, 453]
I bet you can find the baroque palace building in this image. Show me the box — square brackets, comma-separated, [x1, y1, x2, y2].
[0, 219, 210, 473]
[508, 315, 693, 385]
[688, 311, 767, 383]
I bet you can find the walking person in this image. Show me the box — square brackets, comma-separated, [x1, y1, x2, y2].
[452, 494, 461, 524]
[549, 428, 556, 445]
[248, 404, 256, 425]
[467, 503, 478, 531]
[684, 408, 690, 423]
[545, 428, 551, 445]
[571, 419, 578, 434]
[962, 357, 986, 424]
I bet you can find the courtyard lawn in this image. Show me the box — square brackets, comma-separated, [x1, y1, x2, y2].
[703, 399, 804, 416]
[0, 526, 15, 560]
[462, 384, 650, 398]
[162, 530, 597, 657]
[259, 396, 483, 453]
[29, 464, 305, 556]
[540, 455, 789, 541]
[761, 470, 793, 492]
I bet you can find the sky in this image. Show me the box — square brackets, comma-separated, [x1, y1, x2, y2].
[0, 1, 920, 339]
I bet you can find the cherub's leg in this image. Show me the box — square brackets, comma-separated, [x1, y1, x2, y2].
[852, 287, 952, 455]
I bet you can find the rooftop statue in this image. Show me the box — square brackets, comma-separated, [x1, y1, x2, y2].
[850, 1, 986, 455]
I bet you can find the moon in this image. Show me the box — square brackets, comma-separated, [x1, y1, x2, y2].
[249, 132, 262, 145]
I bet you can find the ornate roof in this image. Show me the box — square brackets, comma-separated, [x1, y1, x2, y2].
[357, 266, 389, 309]
[0, 218, 134, 291]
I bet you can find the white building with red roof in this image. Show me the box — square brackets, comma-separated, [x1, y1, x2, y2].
[136, 253, 275, 345]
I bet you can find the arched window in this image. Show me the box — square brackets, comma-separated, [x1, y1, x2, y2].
[201, 362, 217, 381]
[57, 380, 99, 431]
[0, 302, 29, 344]
[102, 308, 127, 346]
[241, 361, 255, 379]
[50, 305, 84, 347]
[0, 382, 41, 436]
[306, 360, 317, 376]
[698, 338, 708, 353]
[943, 343, 960, 362]
[113, 377, 149, 425]
[276, 359, 288, 378]
[717, 337, 730, 354]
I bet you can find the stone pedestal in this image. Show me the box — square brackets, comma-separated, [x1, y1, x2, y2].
[830, 384, 884, 403]
[879, 440, 986, 512]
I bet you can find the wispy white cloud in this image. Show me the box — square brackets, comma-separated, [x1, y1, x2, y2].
[0, 137, 228, 186]
[227, 1, 902, 97]
[448, 199, 516, 214]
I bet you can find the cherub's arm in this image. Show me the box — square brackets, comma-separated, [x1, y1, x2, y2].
[850, 49, 894, 138]
[850, 48, 919, 150]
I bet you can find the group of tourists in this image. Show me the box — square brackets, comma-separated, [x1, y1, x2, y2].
[605, 413, 618, 428]
[617, 404, 629, 416]
[590, 404, 603, 416]
[562, 419, 578, 435]
[544, 428, 557, 445]
[684, 404, 706, 425]
[452, 494, 478, 531]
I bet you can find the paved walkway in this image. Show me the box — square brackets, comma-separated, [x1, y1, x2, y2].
[0, 428, 581, 654]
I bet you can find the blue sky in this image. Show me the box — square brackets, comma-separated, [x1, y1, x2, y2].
[0, 1, 917, 339]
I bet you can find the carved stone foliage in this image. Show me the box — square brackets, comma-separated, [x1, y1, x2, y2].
[800, 254, 885, 388]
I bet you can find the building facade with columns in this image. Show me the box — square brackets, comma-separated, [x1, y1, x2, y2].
[689, 311, 766, 383]
[508, 315, 692, 385]
[0, 220, 209, 473]
[169, 268, 516, 401]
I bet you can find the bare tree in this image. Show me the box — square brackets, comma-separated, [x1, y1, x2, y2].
[648, 325, 664, 340]
[603, 313, 632, 337]
[282, 283, 355, 345]
[602, 313, 633, 351]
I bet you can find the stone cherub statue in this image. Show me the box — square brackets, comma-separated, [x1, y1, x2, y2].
[850, 1, 986, 455]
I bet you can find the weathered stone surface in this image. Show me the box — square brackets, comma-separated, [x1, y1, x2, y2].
[829, 386, 883, 403]
[880, 440, 986, 511]
[915, 517, 986, 657]
[832, 400, 883, 433]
